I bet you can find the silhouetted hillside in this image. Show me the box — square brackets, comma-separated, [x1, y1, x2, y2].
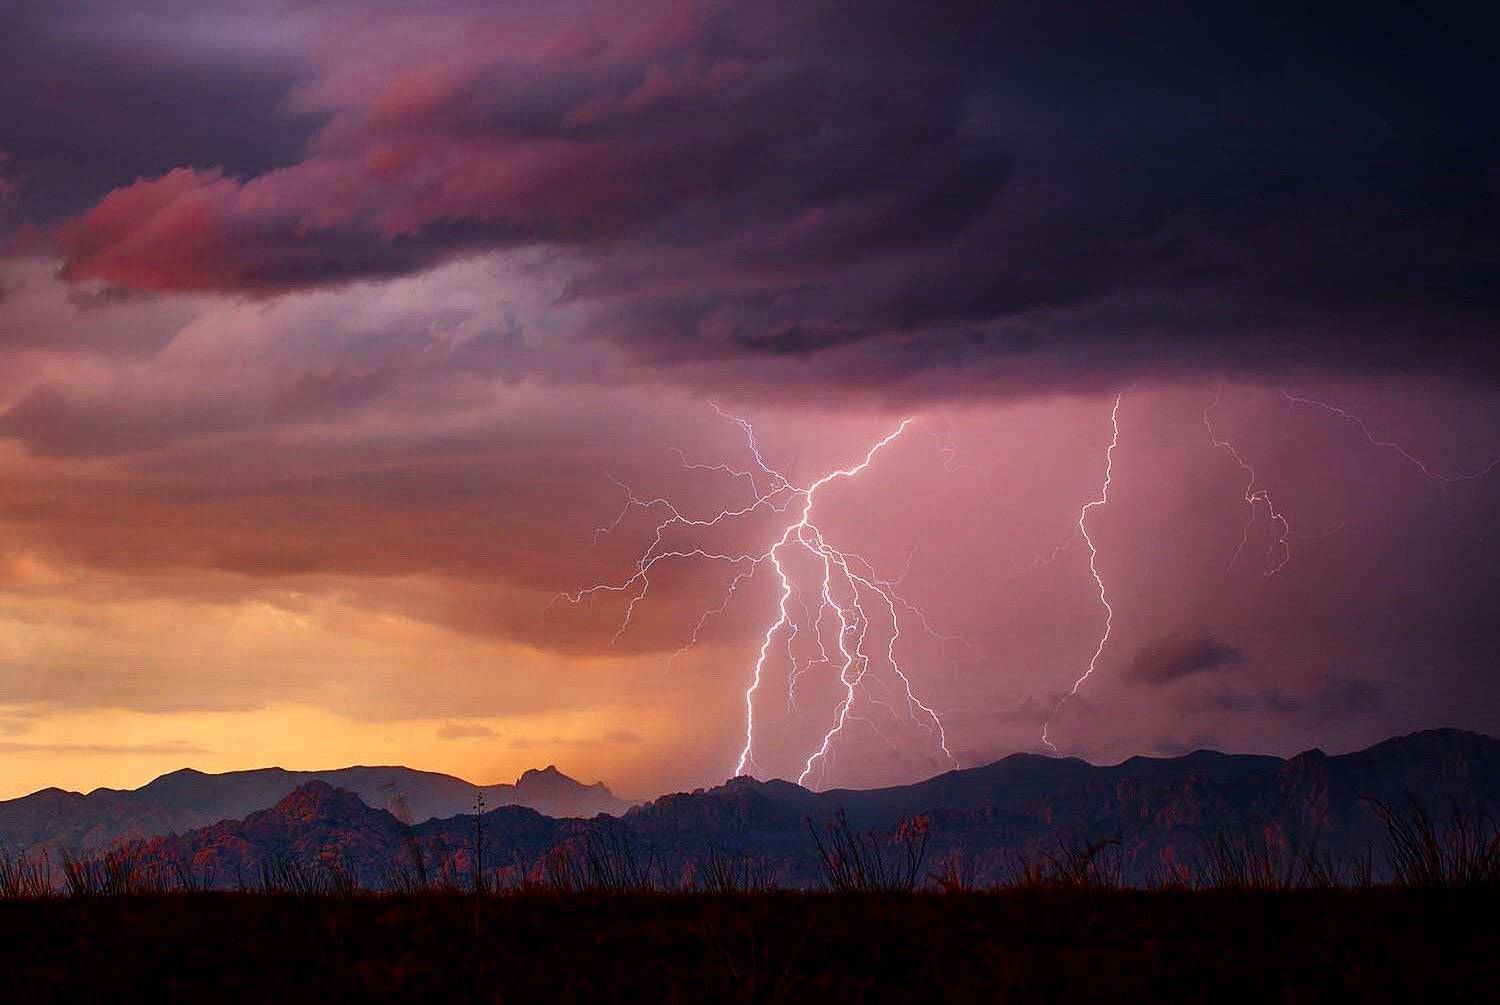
[131, 781, 632, 889]
[625, 728, 1500, 884]
[113, 729, 1500, 889]
[0, 763, 630, 857]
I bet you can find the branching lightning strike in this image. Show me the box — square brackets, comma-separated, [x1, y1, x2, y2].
[1203, 389, 1295, 576]
[1282, 391, 1500, 484]
[564, 387, 1493, 771]
[1198, 388, 1498, 578]
[561, 406, 959, 789]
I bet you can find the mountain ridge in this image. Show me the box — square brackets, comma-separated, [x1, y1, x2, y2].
[101, 728, 1500, 889]
[0, 762, 631, 856]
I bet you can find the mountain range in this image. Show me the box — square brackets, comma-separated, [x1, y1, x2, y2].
[39, 728, 1499, 889]
[0, 763, 630, 857]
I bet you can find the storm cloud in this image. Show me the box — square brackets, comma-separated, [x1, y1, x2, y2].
[0, 0, 1489, 394]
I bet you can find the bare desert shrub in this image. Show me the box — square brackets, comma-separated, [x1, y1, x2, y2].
[1369, 797, 1500, 889]
[809, 811, 929, 893]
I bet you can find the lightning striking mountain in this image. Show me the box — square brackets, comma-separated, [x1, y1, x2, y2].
[563, 387, 1494, 773]
[561, 407, 957, 789]
[1041, 393, 1123, 753]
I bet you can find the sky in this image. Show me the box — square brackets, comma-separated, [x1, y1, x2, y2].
[0, 0, 1497, 800]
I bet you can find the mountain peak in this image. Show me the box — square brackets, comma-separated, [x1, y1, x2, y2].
[510, 765, 630, 817]
[267, 781, 373, 824]
[521, 765, 563, 779]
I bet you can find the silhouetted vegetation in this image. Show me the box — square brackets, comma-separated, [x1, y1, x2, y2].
[0, 799, 1497, 999]
[927, 847, 977, 893]
[471, 790, 486, 894]
[1010, 835, 1123, 890]
[699, 846, 775, 894]
[249, 852, 360, 898]
[809, 811, 930, 892]
[10, 794, 1499, 900]
[57, 848, 210, 896]
[1193, 828, 1301, 890]
[545, 828, 659, 894]
[387, 793, 431, 894]
[0, 851, 52, 899]
[1369, 796, 1500, 889]
[1293, 843, 1375, 890]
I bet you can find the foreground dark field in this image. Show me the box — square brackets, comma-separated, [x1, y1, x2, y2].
[1, 890, 1496, 1002]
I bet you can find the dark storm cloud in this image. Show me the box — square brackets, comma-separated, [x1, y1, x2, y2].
[1, 0, 1488, 390]
[47, 3, 1009, 296]
[0, 0, 322, 222]
[1125, 634, 1244, 686]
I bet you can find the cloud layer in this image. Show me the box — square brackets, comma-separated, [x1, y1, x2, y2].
[3, 0, 1493, 393]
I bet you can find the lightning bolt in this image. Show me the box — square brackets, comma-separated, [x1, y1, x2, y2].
[1016, 533, 1076, 572]
[562, 406, 958, 789]
[1196, 388, 1493, 578]
[1203, 389, 1296, 576]
[931, 424, 963, 473]
[1282, 391, 1500, 484]
[567, 387, 1488, 776]
[1041, 393, 1122, 753]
